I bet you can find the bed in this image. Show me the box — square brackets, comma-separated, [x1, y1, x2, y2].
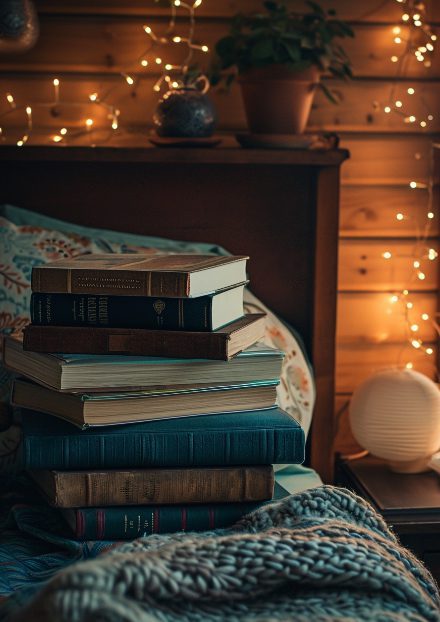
[1, 144, 439, 621]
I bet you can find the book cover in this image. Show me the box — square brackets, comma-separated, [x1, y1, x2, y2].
[60, 482, 288, 539]
[30, 284, 245, 331]
[29, 466, 275, 507]
[4, 336, 284, 391]
[22, 407, 305, 470]
[23, 314, 265, 360]
[31, 254, 248, 298]
[12, 377, 278, 427]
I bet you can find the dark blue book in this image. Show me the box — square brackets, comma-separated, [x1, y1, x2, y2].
[22, 407, 305, 470]
[30, 285, 245, 331]
[60, 483, 288, 540]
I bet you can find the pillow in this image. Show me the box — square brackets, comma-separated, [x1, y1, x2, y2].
[0, 204, 315, 471]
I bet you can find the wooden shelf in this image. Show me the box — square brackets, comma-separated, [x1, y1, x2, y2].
[0, 145, 349, 167]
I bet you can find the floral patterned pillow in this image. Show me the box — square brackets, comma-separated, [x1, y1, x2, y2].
[0, 204, 315, 471]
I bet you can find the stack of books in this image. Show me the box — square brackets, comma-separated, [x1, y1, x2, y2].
[5, 254, 305, 540]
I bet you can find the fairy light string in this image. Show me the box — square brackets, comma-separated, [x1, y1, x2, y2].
[1, 0, 209, 144]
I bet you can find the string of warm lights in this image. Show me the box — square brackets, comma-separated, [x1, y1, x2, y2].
[380, 0, 438, 370]
[0, 0, 209, 144]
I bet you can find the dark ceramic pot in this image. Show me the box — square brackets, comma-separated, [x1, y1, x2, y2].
[153, 87, 216, 138]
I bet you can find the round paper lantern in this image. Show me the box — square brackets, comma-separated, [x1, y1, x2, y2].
[349, 369, 440, 473]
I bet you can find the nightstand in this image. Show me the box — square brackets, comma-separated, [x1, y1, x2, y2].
[337, 456, 440, 584]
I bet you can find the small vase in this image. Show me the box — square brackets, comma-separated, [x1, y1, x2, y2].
[153, 87, 216, 138]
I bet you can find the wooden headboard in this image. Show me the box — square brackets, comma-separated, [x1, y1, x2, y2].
[0, 144, 349, 482]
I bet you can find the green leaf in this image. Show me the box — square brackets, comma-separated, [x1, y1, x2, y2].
[250, 37, 275, 61]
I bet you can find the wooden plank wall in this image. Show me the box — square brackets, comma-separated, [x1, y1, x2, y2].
[1, 0, 439, 454]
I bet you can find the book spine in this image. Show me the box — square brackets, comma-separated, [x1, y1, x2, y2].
[32, 268, 190, 297]
[67, 502, 263, 539]
[23, 427, 305, 470]
[30, 293, 213, 331]
[34, 466, 274, 507]
[23, 326, 229, 359]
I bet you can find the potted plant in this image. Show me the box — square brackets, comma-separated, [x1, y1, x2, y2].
[211, 1, 353, 135]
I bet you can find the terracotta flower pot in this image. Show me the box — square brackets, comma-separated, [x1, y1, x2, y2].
[238, 65, 320, 135]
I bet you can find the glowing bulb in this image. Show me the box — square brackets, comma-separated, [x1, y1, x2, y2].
[407, 87, 415, 94]
[411, 324, 419, 332]
[172, 81, 179, 88]
[422, 313, 429, 320]
[414, 20, 422, 26]
[193, 0, 202, 5]
[410, 181, 417, 188]
[409, 115, 416, 122]
[413, 14, 421, 20]
[112, 119, 118, 130]
[201, 45, 209, 52]
[406, 362, 413, 369]
[413, 260, 420, 268]
[89, 93, 98, 101]
[141, 59, 148, 67]
[384, 106, 392, 113]
[394, 36, 402, 43]
[396, 213, 404, 221]
[428, 115, 434, 121]
[6, 93, 14, 106]
[60, 128, 67, 135]
[165, 64, 173, 70]
[426, 347, 434, 355]
[16, 140, 24, 147]
[395, 100, 403, 107]
[393, 26, 401, 34]
[155, 57, 162, 64]
[144, 26, 152, 34]
[420, 121, 427, 127]
[52, 135, 62, 143]
[391, 55, 399, 62]
[426, 43, 434, 51]
[428, 248, 437, 260]
[418, 271, 426, 280]
[85, 118, 94, 127]
[403, 289, 409, 295]
[390, 295, 399, 303]
[407, 302, 414, 309]
[418, 46, 427, 53]
[174, 0, 181, 5]
[153, 85, 161, 92]
[382, 251, 392, 259]
[412, 339, 421, 349]
[173, 36, 182, 43]
[416, 54, 425, 61]
[125, 75, 134, 85]
[432, 34, 437, 41]
[428, 212, 435, 219]
[402, 13, 410, 21]
[53, 78, 60, 86]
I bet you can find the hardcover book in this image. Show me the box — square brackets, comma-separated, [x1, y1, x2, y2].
[22, 314, 265, 360]
[29, 465, 275, 507]
[30, 284, 245, 331]
[12, 377, 278, 427]
[4, 336, 283, 391]
[60, 482, 288, 539]
[21, 407, 305, 470]
[31, 253, 248, 298]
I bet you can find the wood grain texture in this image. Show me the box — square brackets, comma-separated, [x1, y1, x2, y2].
[333, 394, 363, 457]
[336, 342, 437, 393]
[338, 239, 439, 291]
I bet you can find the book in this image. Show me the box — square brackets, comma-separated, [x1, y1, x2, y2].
[12, 377, 278, 427]
[4, 336, 283, 391]
[22, 314, 265, 360]
[31, 253, 248, 298]
[30, 284, 246, 331]
[21, 407, 305, 470]
[60, 482, 288, 539]
[29, 466, 275, 507]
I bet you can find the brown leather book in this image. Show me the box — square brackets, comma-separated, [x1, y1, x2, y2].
[31, 254, 248, 297]
[29, 466, 275, 507]
[22, 313, 266, 360]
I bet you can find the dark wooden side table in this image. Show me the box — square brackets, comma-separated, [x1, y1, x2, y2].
[337, 456, 440, 584]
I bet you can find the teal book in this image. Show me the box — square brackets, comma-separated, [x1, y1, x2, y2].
[22, 407, 305, 470]
[60, 483, 288, 540]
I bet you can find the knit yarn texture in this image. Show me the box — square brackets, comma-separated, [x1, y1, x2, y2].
[13, 486, 440, 622]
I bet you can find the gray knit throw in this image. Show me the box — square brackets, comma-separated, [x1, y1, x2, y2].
[13, 486, 440, 622]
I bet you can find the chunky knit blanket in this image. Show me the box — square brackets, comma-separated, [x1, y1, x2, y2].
[11, 486, 440, 622]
